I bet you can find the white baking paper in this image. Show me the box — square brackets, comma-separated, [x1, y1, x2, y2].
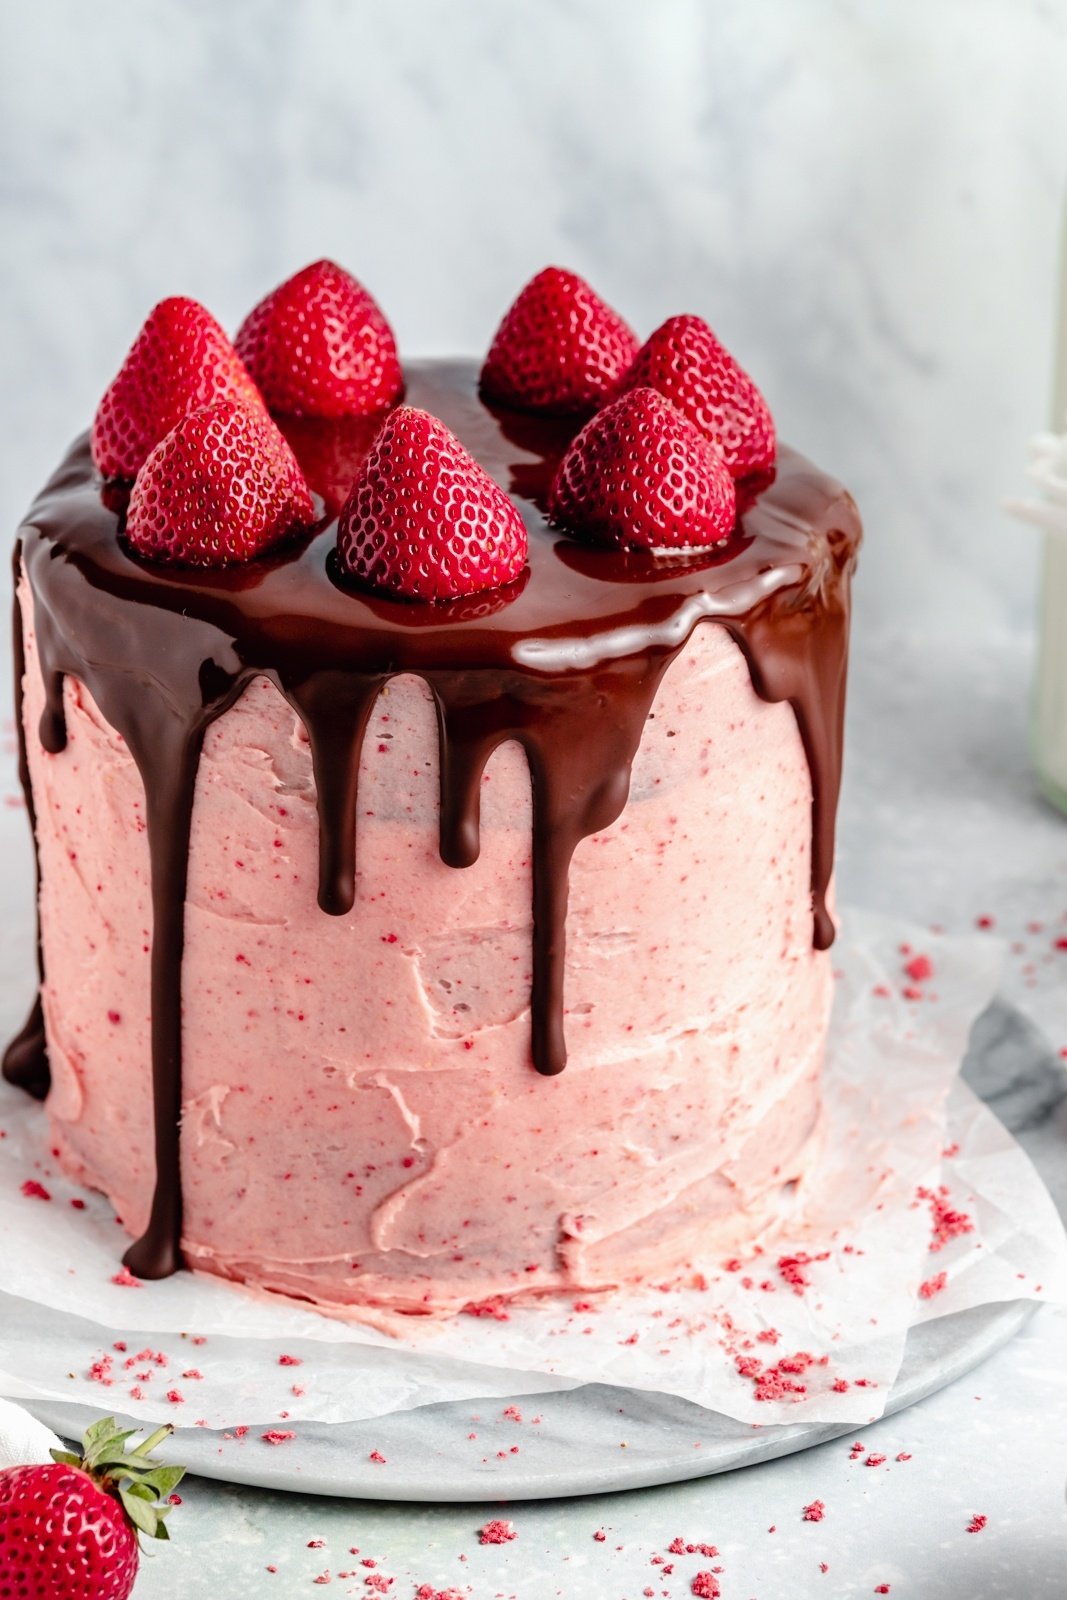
[0, 909, 1063, 1433]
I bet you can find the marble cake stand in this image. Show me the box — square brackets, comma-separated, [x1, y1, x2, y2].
[25, 998, 1059, 1502]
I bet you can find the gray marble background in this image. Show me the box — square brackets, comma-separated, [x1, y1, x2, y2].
[2, 0, 1066, 640]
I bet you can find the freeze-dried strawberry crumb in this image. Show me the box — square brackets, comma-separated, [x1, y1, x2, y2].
[865, 1453, 887, 1467]
[261, 1429, 296, 1444]
[278, 1353, 303, 1366]
[462, 1297, 510, 1321]
[312, 1574, 331, 1586]
[479, 1519, 516, 1545]
[691, 1575, 720, 1599]
[308, 1540, 325, 1548]
[904, 954, 933, 982]
[874, 1586, 890, 1594]
[593, 1530, 607, 1542]
[165, 1388, 184, 1404]
[88, 1355, 113, 1385]
[777, 1251, 829, 1293]
[20, 1179, 50, 1200]
[110, 1265, 141, 1287]
[502, 1405, 523, 1422]
[369, 1450, 386, 1463]
[414, 1589, 466, 1600]
[919, 1270, 948, 1299]
[975, 914, 994, 929]
[966, 1513, 987, 1533]
[820, 1563, 829, 1574]
[918, 1186, 974, 1251]
[896, 1452, 912, 1461]
[803, 1499, 826, 1522]
[831, 1378, 850, 1392]
[364, 1576, 392, 1593]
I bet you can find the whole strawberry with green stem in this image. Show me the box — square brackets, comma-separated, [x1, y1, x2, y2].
[0, 1416, 185, 1598]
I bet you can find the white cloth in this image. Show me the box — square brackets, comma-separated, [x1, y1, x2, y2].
[0, 1398, 63, 1470]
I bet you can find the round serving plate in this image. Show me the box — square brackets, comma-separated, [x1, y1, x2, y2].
[25, 998, 1064, 1501]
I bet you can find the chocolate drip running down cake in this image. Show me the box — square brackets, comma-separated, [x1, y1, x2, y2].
[4, 265, 860, 1316]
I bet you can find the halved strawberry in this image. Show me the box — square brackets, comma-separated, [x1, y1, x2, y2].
[618, 314, 775, 477]
[480, 266, 638, 414]
[548, 387, 736, 550]
[91, 297, 262, 481]
[125, 399, 315, 567]
[235, 259, 403, 419]
[336, 406, 528, 602]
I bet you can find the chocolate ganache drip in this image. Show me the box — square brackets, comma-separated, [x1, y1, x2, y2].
[4, 360, 861, 1279]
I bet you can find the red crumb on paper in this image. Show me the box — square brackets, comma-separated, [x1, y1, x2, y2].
[904, 953, 933, 982]
[874, 1587, 891, 1594]
[917, 1185, 974, 1251]
[802, 1499, 826, 1522]
[260, 1429, 296, 1445]
[919, 1271, 948, 1299]
[691, 1576, 720, 1599]
[502, 1405, 523, 1422]
[735, 1346, 825, 1402]
[776, 1251, 830, 1294]
[88, 1355, 113, 1385]
[165, 1388, 184, 1404]
[20, 1179, 50, 1201]
[975, 914, 994, 929]
[820, 1563, 829, 1574]
[896, 1451, 912, 1461]
[110, 1265, 141, 1287]
[967, 1513, 988, 1534]
[414, 1589, 467, 1600]
[865, 1453, 887, 1467]
[369, 1450, 386, 1464]
[312, 1574, 330, 1586]
[278, 1353, 302, 1366]
[478, 1519, 516, 1545]
[593, 1530, 607, 1542]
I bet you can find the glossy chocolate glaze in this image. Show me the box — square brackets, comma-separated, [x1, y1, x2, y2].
[4, 360, 860, 1279]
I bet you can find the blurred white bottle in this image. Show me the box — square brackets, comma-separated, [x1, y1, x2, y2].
[1033, 198, 1067, 813]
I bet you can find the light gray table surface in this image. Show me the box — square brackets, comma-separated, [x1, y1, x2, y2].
[12, 622, 1067, 1597]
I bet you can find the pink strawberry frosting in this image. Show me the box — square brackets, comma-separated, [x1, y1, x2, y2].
[20, 582, 829, 1317]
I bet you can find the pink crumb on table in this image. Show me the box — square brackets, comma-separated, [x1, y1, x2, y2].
[278, 1353, 303, 1366]
[260, 1429, 296, 1445]
[802, 1499, 826, 1522]
[967, 1513, 988, 1533]
[478, 1519, 516, 1545]
[109, 1265, 141, 1287]
[20, 1179, 50, 1201]
[874, 1586, 891, 1594]
[691, 1576, 720, 1599]
[903, 954, 933, 982]
[369, 1450, 386, 1464]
